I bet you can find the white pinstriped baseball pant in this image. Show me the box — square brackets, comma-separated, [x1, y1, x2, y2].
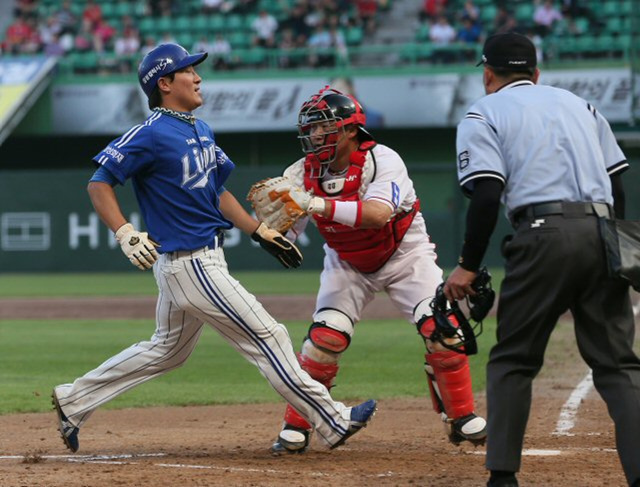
[54, 246, 353, 447]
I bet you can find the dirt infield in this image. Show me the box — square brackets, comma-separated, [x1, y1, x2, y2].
[0, 295, 637, 486]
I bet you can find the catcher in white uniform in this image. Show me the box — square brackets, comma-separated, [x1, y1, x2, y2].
[248, 87, 487, 454]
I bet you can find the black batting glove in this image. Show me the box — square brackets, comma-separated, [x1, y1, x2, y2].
[251, 222, 303, 269]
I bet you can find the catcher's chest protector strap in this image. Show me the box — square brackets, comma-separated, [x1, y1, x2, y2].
[303, 142, 374, 198]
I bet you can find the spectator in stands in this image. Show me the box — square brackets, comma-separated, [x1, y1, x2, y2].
[140, 35, 157, 56]
[230, 0, 258, 15]
[74, 18, 94, 52]
[460, 0, 479, 23]
[251, 9, 279, 48]
[280, 3, 312, 47]
[307, 21, 335, 67]
[14, 0, 39, 20]
[526, 28, 544, 64]
[5, 15, 36, 54]
[560, 0, 602, 33]
[44, 32, 66, 57]
[114, 26, 140, 56]
[457, 15, 482, 43]
[147, 0, 175, 17]
[430, 14, 456, 63]
[355, 0, 378, 35]
[210, 33, 232, 70]
[201, 0, 226, 15]
[491, 6, 518, 35]
[93, 18, 116, 53]
[533, 0, 563, 37]
[54, 0, 78, 36]
[419, 0, 447, 23]
[277, 28, 299, 68]
[82, 0, 103, 29]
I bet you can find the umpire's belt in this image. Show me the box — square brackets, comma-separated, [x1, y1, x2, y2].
[511, 201, 613, 228]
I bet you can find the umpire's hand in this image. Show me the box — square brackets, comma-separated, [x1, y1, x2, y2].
[444, 266, 478, 302]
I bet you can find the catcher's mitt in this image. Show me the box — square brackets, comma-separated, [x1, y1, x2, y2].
[247, 176, 306, 234]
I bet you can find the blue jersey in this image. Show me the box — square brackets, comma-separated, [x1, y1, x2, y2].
[93, 109, 235, 252]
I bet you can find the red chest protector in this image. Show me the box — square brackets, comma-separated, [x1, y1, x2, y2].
[304, 142, 420, 273]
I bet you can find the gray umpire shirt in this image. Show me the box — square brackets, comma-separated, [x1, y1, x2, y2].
[455, 80, 628, 216]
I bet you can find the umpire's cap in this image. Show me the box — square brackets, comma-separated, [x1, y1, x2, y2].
[138, 43, 208, 98]
[476, 32, 537, 69]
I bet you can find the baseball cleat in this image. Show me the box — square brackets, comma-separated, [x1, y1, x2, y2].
[330, 399, 377, 450]
[446, 412, 487, 446]
[52, 388, 80, 453]
[270, 424, 310, 455]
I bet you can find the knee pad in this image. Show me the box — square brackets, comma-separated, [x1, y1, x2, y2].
[307, 308, 353, 354]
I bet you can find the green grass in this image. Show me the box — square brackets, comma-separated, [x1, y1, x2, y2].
[0, 318, 494, 415]
[0, 269, 504, 298]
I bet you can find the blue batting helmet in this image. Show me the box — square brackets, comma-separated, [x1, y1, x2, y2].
[137, 43, 208, 98]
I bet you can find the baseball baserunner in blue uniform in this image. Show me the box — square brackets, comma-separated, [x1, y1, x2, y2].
[52, 43, 376, 453]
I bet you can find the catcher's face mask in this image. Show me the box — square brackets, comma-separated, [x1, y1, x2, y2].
[297, 87, 368, 179]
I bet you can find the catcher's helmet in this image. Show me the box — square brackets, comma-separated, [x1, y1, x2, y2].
[138, 43, 208, 98]
[425, 267, 495, 355]
[297, 87, 374, 178]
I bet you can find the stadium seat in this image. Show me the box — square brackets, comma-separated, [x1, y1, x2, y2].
[515, 3, 534, 23]
[225, 14, 245, 32]
[173, 16, 192, 33]
[229, 30, 251, 48]
[191, 15, 208, 34]
[345, 26, 364, 46]
[415, 23, 429, 42]
[208, 14, 226, 33]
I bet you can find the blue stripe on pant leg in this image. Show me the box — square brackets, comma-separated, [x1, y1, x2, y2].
[191, 259, 346, 436]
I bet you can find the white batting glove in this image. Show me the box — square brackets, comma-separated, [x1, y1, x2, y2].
[282, 186, 326, 215]
[115, 223, 160, 270]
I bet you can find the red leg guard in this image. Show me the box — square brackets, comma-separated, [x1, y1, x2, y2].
[424, 350, 475, 419]
[283, 353, 339, 431]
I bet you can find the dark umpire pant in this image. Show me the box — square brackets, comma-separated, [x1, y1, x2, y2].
[485, 202, 640, 486]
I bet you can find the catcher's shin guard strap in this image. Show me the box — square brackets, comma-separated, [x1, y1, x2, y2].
[283, 353, 340, 431]
[425, 350, 475, 419]
[424, 361, 444, 414]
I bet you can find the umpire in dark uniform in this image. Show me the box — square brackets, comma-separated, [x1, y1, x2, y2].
[443, 32, 640, 487]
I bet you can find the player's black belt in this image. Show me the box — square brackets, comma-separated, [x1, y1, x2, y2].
[511, 201, 613, 227]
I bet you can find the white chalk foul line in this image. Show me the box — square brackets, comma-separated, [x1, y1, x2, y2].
[552, 369, 594, 436]
[0, 453, 167, 461]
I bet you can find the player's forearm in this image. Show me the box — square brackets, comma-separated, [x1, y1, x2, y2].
[319, 199, 391, 229]
[87, 182, 128, 233]
[219, 190, 260, 234]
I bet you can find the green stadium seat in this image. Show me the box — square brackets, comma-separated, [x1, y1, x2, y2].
[415, 23, 429, 42]
[574, 35, 598, 56]
[234, 48, 266, 66]
[515, 3, 534, 22]
[225, 14, 244, 32]
[155, 15, 173, 34]
[228, 30, 251, 48]
[602, 1, 619, 17]
[176, 33, 196, 48]
[620, 0, 632, 15]
[605, 17, 622, 34]
[480, 5, 497, 25]
[345, 26, 364, 46]
[73, 52, 99, 73]
[113, 1, 135, 18]
[208, 14, 226, 33]
[173, 15, 192, 33]
[138, 16, 155, 36]
[573, 17, 589, 35]
[100, 2, 116, 19]
[191, 15, 208, 34]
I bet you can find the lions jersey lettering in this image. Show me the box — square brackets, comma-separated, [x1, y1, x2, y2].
[182, 143, 217, 189]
